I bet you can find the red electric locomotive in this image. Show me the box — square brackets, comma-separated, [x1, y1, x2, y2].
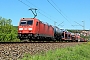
[18, 18, 54, 40]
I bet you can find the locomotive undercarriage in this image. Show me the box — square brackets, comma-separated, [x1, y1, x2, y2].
[18, 33, 54, 41]
[18, 33, 35, 40]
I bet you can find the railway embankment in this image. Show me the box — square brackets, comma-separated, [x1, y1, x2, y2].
[0, 42, 86, 60]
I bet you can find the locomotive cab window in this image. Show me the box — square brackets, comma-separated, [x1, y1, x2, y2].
[20, 21, 26, 25]
[27, 20, 33, 25]
[36, 22, 38, 26]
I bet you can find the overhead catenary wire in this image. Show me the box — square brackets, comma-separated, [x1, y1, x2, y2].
[51, 0, 73, 25]
[19, 0, 73, 28]
[25, 0, 62, 23]
[18, 0, 30, 7]
[18, 0, 57, 24]
[47, 0, 67, 20]
[58, 21, 64, 26]
[50, 0, 67, 18]
[74, 21, 84, 29]
[47, 0, 74, 27]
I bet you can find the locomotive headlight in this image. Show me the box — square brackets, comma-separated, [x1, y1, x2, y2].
[19, 28, 23, 30]
[28, 28, 32, 30]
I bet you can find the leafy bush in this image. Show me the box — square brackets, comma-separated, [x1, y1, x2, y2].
[0, 17, 19, 42]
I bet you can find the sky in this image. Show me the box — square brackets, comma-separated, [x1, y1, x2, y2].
[0, 0, 90, 30]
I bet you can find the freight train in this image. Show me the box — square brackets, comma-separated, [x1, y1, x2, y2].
[17, 18, 87, 42]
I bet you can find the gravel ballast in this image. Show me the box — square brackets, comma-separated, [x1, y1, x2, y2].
[0, 42, 85, 60]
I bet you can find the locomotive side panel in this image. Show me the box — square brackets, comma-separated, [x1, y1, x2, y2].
[38, 21, 54, 38]
[38, 21, 46, 37]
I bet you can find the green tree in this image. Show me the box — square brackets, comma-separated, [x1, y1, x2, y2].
[0, 17, 18, 42]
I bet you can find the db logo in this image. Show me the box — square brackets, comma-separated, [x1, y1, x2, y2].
[24, 28, 27, 30]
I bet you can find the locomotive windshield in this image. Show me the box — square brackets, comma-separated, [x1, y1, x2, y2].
[20, 20, 33, 25]
[20, 21, 27, 25]
[27, 20, 33, 25]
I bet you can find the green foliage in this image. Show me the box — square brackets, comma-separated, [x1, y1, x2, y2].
[13, 26, 18, 30]
[67, 30, 81, 33]
[21, 43, 90, 60]
[81, 35, 90, 41]
[0, 17, 19, 42]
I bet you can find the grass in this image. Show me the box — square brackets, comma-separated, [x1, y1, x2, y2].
[20, 42, 90, 60]
[0, 39, 21, 42]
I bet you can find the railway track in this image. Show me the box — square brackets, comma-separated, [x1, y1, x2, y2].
[0, 42, 85, 60]
[0, 41, 80, 44]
